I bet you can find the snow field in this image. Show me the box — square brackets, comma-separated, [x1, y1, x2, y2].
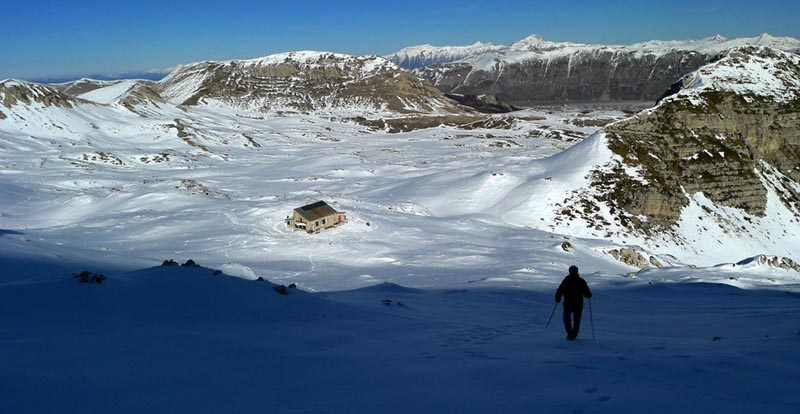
[1, 263, 798, 414]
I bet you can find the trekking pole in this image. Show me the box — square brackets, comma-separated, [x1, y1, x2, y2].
[545, 302, 558, 329]
[589, 298, 596, 341]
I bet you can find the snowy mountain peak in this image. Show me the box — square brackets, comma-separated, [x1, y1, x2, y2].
[73, 79, 165, 116]
[756, 32, 777, 42]
[509, 34, 548, 48]
[1, 78, 48, 93]
[704, 34, 728, 43]
[78, 79, 141, 104]
[507, 34, 589, 52]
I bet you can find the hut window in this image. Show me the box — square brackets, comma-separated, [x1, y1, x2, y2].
[322, 218, 326, 225]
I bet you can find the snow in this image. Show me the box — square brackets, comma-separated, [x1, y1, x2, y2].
[158, 65, 209, 105]
[1, 254, 799, 414]
[2, 53, 800, 412]
[3, 85, 792, 274]
[78, 79, 138, 104]
[673, 47, 800, 103]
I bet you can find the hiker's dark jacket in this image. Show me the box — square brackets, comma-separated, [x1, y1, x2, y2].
[555, 275, 592, 309]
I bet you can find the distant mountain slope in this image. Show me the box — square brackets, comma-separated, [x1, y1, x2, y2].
[386, 41, 505, 69]
[154, 51, 465, 116]
[77, 79, 166, 116]
[387, 33, 800, 105]
[49, 78, 123, 96]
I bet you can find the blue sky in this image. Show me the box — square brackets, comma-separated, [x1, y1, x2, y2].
[3, 0, 799, 80]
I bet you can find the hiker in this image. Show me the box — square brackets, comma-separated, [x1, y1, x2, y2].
[555, 265, 592, 340]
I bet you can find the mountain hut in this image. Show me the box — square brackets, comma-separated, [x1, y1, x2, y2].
[287, 201, 346, 233]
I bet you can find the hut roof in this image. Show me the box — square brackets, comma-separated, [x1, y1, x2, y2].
[294, 201, 338, 222]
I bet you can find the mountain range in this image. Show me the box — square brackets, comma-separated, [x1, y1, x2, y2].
[387, 33, 800, 105]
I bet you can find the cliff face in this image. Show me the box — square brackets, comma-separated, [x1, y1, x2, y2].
[568, 47, 800, 233]
[416, 50, 711, 104]
[393, 34, 800, 106]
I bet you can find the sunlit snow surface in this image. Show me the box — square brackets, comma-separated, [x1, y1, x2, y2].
[0, 97, 661, 291]
[2, 96, 797, 290]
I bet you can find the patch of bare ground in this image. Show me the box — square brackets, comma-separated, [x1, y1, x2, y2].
[166, 119, 211, 152]
[350, 115, 519, 133]
[566, 118, 618, 127]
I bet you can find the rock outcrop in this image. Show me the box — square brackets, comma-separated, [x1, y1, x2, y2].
[1, 79, 79, 110]
[606, 247, 663, 268]
[736, 255, 800, 272]
[503, 46, 800, 263]
[583, 47, 800, 232]
[415, 50, 710, 105]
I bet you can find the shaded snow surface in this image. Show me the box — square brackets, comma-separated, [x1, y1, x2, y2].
[1, 260, 799, 414]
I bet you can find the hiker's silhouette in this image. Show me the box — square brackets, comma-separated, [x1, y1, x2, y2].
[555, 265, 592, 340]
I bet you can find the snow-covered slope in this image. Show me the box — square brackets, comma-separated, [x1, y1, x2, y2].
[78, 79, 142, 104]
[672, 46, 800, 102]
[48, 77, 122, 96]
[1, 79, 81, 110]
[2, 257, 798, 414]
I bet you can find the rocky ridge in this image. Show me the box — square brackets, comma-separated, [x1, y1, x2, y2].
[1, 80, 80, 110]
[0, 79, 88, 121]
[154, 51, 465, 117]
